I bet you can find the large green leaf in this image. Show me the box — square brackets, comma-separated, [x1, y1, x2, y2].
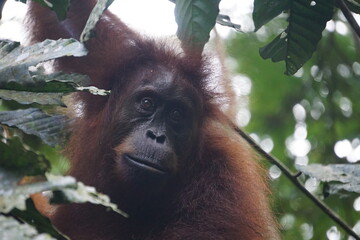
[175, 0, 221, 51]
[260, 0, 335, 75]
[0, 108, 69, 147]
[253, 0, 290, 31]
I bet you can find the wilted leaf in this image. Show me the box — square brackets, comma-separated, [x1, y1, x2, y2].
[296, 164, 360, 194]
[175, 0, 221, 51]
[76, 86, 111, 96]
[0, 108, 69, 147]
[260, 0, 335, 75]
[253, 0, 290, 31]
[48, 175, 128, 218]
[0, 171, 128, 217]
[0, 39, 87, 86]
[0, 215, 55, 240]
[0, 171, 76, 213]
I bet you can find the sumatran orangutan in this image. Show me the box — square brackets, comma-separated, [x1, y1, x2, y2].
[26, 0, 279, 239]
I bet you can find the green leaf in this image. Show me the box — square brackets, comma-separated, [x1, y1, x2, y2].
[0, 215, 56, 240]
[0, 39, 87, 87]
[259, 0, 335, 75]
[253, 0, 290, 31]
[175, 0, 221, 51]
[0, 138, 49, 176]
[259, 34, 287, 62]
[0, 108, 69, 147]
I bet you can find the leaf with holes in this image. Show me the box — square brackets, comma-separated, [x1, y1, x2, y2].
[296, 164, 360, 195]
[260, 0, 335, 75]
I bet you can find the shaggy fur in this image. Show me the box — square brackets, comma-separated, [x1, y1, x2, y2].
[26, 0, 279, 239]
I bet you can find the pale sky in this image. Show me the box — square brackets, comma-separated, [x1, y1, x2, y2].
[0, 0, 254, 41]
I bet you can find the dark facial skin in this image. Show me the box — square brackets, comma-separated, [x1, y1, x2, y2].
[110, 66, 202, 192]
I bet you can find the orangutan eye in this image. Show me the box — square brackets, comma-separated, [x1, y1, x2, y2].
[140, 97, 156, 111]
[169, 108, 184, 122]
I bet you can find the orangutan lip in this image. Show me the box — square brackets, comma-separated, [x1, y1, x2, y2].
[124, 154, 167, 174]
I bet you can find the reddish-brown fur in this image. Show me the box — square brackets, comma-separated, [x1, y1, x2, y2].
[26, 0, 279, 239]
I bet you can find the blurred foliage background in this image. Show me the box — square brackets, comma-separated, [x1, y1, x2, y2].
[225, 9, 360, 240]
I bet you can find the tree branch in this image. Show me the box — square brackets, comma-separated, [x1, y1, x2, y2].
[234, 127, 360, 240]
[216, 14, 242, 32]
[337, 0, 360, 39]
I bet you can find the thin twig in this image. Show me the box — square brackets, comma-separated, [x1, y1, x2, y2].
[337, 0, 360, 38]
[216, 14, 242, 32]
[234, 127, 360, 240]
